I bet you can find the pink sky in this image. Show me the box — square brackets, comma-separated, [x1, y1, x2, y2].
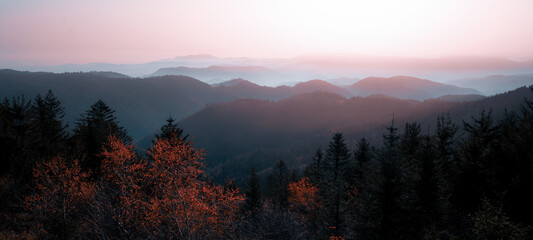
[1, 0, 533, 65]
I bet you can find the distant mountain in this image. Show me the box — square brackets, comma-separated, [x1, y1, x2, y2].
[292, 80, 352, 97]
[325, 77, 360, 86]
[8, 55, 533, 88]
[150, 65, 285, 85]
[347, 76, 482, 100]
[213, 79, 354, 100]
[447, 74, 533, 95]
[435, 94, 486, 102]
[86, 71, 131, 78]
[180, 86, 533, 183]
[0, 69, 236, 139]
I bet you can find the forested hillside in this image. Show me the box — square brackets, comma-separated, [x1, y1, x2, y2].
[1, 87, 532, 239]
[181, 87, 533, 184]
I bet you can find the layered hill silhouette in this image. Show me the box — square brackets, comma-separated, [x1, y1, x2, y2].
[448, 73, 533, 95]
[0, 69, 498, 143]
[0, 70, 235, 139]
[180, 87, 533, 183]
[151, 65, 286, 85]
[213, 78, 353, 100]
[348, 76, 481, 100]
[213, 76, 479, 100]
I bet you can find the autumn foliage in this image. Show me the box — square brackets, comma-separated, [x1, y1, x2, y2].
[22, 134, 243, 239]
[288, 177, 319, 211]
[25, 157, 97, 237]
[100, 135, 243, 238]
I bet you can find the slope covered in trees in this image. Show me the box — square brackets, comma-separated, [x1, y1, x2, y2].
[1, 88, 533, 239]
[1, 70, 493, 141]
[181, 86, 533, 183]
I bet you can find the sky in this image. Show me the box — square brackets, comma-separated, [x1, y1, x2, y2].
[1, 0, 533, 65]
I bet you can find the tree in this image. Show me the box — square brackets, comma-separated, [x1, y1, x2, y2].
[99, 134, 243, 239]
[30, 90, 68, 160]
[265, 160, 290, 209]
[244, 168, 262, 214]
[435, 114, 458, 177]
[377, 118, 403, 240]
[305, 148, 324, 186]
[25, 156, 97, 238]
[456, 109, 499, 211]
[73, 100, 131, 174]
[0, 95, 33, 185]
[288, 177, 319, 216]
[399, 122, 422, 158]
[473, 199, 531, 240]
[348, 137, 372, 186]
[323, 132, 351, 237]
[153, 115, 188, 145]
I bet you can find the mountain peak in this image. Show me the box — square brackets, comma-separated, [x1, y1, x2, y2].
[212, 78, 259, 87]
[349, 76, 480, 100]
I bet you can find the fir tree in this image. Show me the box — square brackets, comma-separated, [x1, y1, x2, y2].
[304, 148, 324, 186]
[378, 118, 403, 240]
[244, 168, 262, 214]
[73, 100, 131, 174]
[323, 132, 351, 237]
[456, 109, 499, 211]
[153, 115, 188, 145]
[30, 90, 67, 159]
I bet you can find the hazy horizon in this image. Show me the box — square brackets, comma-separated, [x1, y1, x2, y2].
[2, 0, 533, 66]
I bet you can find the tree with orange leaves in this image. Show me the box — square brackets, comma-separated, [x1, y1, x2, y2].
[288, 177, 319, 212]
[25, 157, 97, 238]
[99, 134, 243, 239]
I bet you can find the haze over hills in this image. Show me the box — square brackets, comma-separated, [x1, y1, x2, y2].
[151, 65, 290, 86]
[0, 69, 527, 145]
[7, 54, 533, 87]
[0, 70, 236, 139]
[447, 73, 533, 95]
[180, 86, 533, 183]
[348, 76, 481, 100]
[213, 76, 480, 101]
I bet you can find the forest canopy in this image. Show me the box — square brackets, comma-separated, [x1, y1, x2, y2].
[1, 88, 533, 239]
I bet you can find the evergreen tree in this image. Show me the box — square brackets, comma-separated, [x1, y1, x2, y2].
[30, 90, 68, 159]
[354, 138, 372, 166]
[73, 100, 131, 174]
[435, 114, 458, 194]
[378, 118, 403, 240]
[244, 168, 262, 214]
[399, 122, 422, 158]
[265, 160, 290, 209]
[414, 135, 446, 238]
[153, 115, 188, 145]
[0, 95, 32, 180]
[304, 148, 324, 186]
[323, 132, 351, 237]
[456, 109, 499, 211]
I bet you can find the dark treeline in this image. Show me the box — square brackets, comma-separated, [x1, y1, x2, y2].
[1, 89, 533, 239]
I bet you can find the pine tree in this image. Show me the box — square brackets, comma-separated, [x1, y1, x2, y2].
[399, 122, 422, 158]
[0, 95, 32, 181]
[456, 109, 499, 211]
[244, 168, 262, 214]
[30, 90, 67, 159]
[73, 100, 131, 174]
[378, 118, 403, 240]
[349, 137, 372, 186]
[435, 114, 458, 187]
[269, 160, 290, 209]
[323, 132, 351, 237]
[304, 148, 324, 186]
[153, 115, 188, 145]
[414, 135, 446, 238]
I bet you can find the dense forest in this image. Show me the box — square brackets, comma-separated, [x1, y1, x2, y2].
[1, 88, 533, 239]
